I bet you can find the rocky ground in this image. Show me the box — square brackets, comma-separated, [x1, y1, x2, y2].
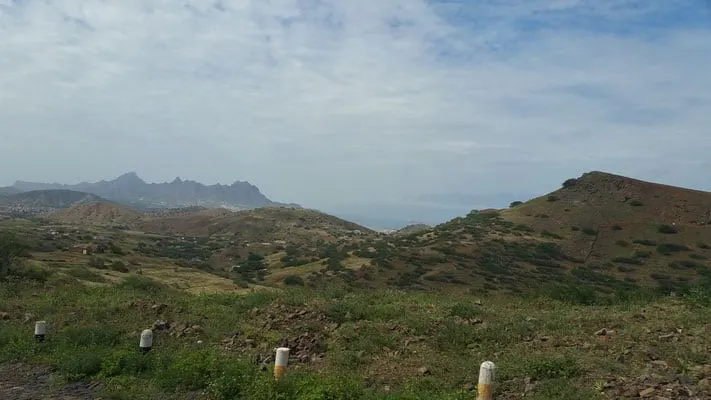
[0, 363, 101, 400]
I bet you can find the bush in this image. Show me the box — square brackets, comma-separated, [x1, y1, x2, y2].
[612, 257, 642, 265]
[547, 195, 560, 202]
[0, 231, 28, 279]
[562, 178, 578, 188]
[629, 200, 643, 206]
[109, 261, 129, 273]
[658, 224, 678, 234]
[633, 239, 656, 246]
[509, 201, 523, 207]
[611, 225, 623, 231]
[657, 243, 690, 255]
[283, 275, 304, 286]
[87, 256, 106, 269]
[581, 228, 597, 236]
[698, 242, 711, 250]
[615, 240, 629, 247]
[523, 355, 583, 379]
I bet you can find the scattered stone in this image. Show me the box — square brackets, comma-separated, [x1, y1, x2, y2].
[639, 387, 656, 397]
[595, 328, 609, 336]
[151, 304, 167, 314]
[152, 320, 170, 331]
[524, 376, 536, 394]
[0, 311, 9, 320]
[417, 366, 430, 376]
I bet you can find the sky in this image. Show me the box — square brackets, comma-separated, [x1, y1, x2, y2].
[1, 0, 711, 220]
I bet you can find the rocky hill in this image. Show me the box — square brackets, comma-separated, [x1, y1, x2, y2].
[309, 171, 711, 298]
[12, 172, 298, 209]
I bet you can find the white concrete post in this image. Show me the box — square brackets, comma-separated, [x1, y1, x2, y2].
[476, 361, 495, 400]
[274, 347, 289, 379]
[34, 321, 46, 342]
[139, 329, 153, 353]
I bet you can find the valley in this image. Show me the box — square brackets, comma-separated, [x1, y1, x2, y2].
[2, 171, 711, 399]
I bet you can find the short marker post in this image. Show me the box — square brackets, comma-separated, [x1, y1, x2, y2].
[34, 321, 46, 342]
[274, 347, 289, 379]
[139, 329, 153, 353]
[476, 361, 495, 400]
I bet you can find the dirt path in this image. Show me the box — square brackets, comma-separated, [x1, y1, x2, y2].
[0, 363, 101, 400]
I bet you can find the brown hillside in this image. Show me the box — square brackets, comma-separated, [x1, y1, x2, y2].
[326, 172, 711, 296]
[48, 201, 143, 226]
[138, 207, 372, 243]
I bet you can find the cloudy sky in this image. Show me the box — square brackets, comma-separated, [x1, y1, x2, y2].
[1, 0, 710, 214]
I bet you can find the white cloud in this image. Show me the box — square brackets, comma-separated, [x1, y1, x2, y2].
[0, 0, 710, 209]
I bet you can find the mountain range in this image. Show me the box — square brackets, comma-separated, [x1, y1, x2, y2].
[5, 172, 298, 210]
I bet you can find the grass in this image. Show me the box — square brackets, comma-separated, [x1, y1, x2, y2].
[3, 274, 711, 399]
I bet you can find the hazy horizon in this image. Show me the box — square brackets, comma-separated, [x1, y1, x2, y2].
[2, 1, 710, 216]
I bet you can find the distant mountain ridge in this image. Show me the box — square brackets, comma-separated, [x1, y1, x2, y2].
[0, 190, 104, 209]
[10, 172, 299, 209]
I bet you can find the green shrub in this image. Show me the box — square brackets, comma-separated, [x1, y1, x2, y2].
[612, 257, 642, 265]
[54, 350, 103, 380]
[615, 240, 629, 247]
[658, 224, 678, 234]
[157, 349, 221, 391]
[509, 201, 523, 207]
[283, 275, 304, 286]
[657, 243, 690, 255]
[523, 355, 583, 379]
[448, 302, 480, 318]
[629, 200, 643, 206]
[109, 261, 129, 273]
[581, 228, 597, 236]
[547, 195, 559, 202]
[611, 225, 623, 231]
[633, 239, 657, 246]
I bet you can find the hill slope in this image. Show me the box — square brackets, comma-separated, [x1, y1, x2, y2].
[334, 171, 711, 297]
[0, 190, 104, 209]
[138, 206, 372, 242]
[48, 201, 143, 226]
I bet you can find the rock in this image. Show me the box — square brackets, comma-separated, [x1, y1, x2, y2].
[651, 360, 669, 369]
[462, 382, 474, 391]
[524, 377, 536, 394]
[0, 311, 10, 320]
[151, 304, 167, 314]
[639, 387, 656, 397]
[595, 328, 608, 336]
[152, 320, 169, 331]
[473, 300, 482, 305]
[699, 378, 711, 393]
[417, 366, 430, 376]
